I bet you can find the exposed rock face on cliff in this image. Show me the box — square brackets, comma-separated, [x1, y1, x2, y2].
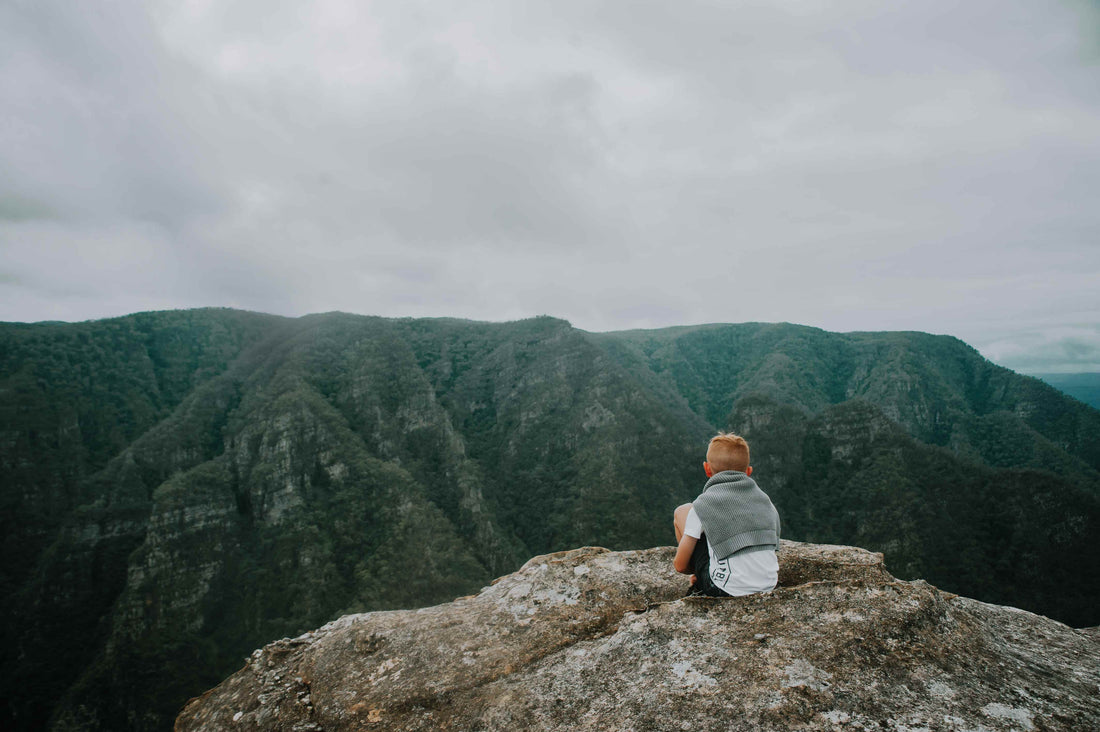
[7, 311, 1099, 728]
[177, 541, 1100, 731]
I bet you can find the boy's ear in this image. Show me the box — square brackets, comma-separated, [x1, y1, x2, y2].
[746, 465, 753, 476]
[703, 461, 714, 478]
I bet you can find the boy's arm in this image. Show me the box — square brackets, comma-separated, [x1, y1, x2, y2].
[674, 534, 697, 574]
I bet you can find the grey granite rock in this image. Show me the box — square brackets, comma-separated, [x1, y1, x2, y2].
[177, 541, 1100, 731]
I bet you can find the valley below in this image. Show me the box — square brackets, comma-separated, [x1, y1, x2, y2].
[2, 308, 1097, 730]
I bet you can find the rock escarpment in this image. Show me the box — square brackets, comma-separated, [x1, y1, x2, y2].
[177, 541, 1100, 731]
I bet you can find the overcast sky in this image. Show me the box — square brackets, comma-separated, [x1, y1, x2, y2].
[1, 0, 1098, 372]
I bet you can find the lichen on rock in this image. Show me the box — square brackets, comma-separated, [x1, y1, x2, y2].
[176, 541, 1100, 731]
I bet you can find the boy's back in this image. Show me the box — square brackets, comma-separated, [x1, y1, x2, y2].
[673, 434, 780, 597]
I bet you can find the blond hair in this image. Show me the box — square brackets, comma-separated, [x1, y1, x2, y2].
[706, 433, 750, 473]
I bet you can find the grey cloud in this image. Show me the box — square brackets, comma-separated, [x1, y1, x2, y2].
[330, 72, 609, 249]
[0, 0, 1097, 374]
[979, 324, 1100, 373]
[0, 2, 226, 225]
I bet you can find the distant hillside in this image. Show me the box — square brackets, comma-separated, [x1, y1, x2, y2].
[1033, 372, 1100, 410]
[1, 310, 1097, 731]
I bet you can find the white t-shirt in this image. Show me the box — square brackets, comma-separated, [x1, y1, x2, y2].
[684, 507, 778, 596]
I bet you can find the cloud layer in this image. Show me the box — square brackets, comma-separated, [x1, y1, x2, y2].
[2, 0, 1098, 372]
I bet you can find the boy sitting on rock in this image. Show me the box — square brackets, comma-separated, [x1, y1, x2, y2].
[673, 433, 780, 597]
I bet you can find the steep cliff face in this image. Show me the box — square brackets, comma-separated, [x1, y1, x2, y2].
[177, 541, 1100, 731]
[728, 394, 1100, 625]
[4, 311, 1099, 730]
[11, 313, 710, 730]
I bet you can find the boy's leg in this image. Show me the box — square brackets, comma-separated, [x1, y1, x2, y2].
[673, 503, 693, 543]
[689, 534, 727, 598]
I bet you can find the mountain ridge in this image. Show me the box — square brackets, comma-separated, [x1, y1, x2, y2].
[2, 308, 1097, 730]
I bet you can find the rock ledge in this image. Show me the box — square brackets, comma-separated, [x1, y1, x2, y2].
[177, 541, 1100, 731]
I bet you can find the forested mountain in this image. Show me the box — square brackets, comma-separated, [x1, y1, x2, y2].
[2, 310, 1097, 731]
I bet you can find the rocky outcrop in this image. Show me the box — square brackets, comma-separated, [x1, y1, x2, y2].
[177, 541, 1099, 731]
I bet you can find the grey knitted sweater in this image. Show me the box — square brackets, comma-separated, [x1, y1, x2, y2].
[693, 471, 781, 560]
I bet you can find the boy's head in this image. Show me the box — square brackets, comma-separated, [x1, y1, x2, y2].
[704, 432, 751, 476]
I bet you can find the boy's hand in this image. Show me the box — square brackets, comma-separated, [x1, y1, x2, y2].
[689, 574, 697, 585]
